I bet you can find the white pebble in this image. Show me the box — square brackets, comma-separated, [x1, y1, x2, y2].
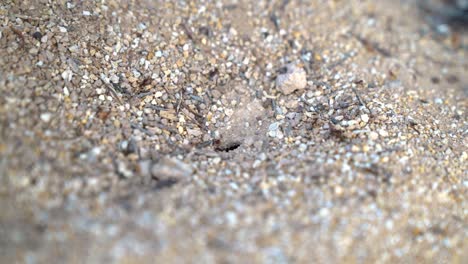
[40, 113, 52, 123]
[137, 23, 147, 30]
[253, 160, 261, 168]
[299, 143, 307, 152]
[268, 130, 277, 138]
[361, 114, 370, 123]
[63, 87, 70, 96]
[379, 129, 389, 137]
[110, 74, 119, 84]
[61, 69, 73, 81]
[132, 69, 141, 78]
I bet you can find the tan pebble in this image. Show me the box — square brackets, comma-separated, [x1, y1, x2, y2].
[369, 131, 379, 140]
[334, 186, 343, 196]
[160, 110, 177, 121]
[151, 157, 193, 180]
[276, 64, 307, 95]
[362, 144, 370, 152]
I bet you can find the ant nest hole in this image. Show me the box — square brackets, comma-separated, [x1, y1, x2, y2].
[214, 140, 242, 152]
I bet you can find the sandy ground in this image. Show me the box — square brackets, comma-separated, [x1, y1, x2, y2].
[0, 0, 467, 263]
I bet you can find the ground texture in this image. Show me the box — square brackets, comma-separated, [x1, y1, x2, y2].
[0, 0, 467, 263]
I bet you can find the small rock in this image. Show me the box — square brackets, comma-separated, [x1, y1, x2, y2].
[110, 74, 120, 84]
[379, 129, 389, 137]
[29, 48, 38, 55]
[68, 45, 79, 53]
[252, 159, 261, 168]
[32, 31, 42, 40]
[276, 64, 307, 95]
[268, 130, 277, 138]
[187, 128, 203, 137]
[212, 157, 222, 164]
[132, 69, 141, 78]
[369, 131, 379, 140]
[269, 122, 279, 131]
[299, 143, 307, 152]
[361, 114, 370, 123]
[151, 157, 193, 181]
[137, 23, 147, 30]
[61, 69, 73, 81]
[276, 130, 284, 139]
[63, 87, 70, 96]
[80, 147, 101, 162]
[40, 112, 52, 123]
[117, 161, 133, 178]
[119, 138, 137, 155]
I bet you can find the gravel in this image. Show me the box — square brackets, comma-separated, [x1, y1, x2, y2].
[0, 0, 467, 263]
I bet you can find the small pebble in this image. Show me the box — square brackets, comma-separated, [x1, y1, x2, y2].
[151, 157, 193, 181]
[369, 131, 379, 140]
[276, 64, 307, 95]
[361, 114, 370, 123]
[32, 31, 42, 40]
[40, 113, 52, 123]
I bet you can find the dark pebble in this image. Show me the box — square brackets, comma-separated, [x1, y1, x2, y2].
[32, 31, 42, 40]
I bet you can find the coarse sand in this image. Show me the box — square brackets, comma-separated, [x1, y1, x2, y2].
[0, 0, 467, 263]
